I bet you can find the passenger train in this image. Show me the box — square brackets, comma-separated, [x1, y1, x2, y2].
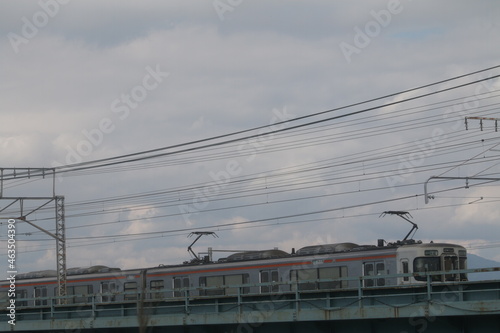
[1, 238, 467, 307]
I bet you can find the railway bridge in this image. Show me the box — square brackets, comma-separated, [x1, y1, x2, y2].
[1, 267, 500, 333]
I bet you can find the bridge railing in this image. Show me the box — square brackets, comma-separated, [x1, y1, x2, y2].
[2, 266, 500, 322]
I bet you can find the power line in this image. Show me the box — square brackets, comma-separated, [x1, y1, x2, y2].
[5, 134, 500, 225]
[3, 66, 500, 265]
[54, 73, 500, 175]
[8, 191, 500, 255]
[3, 65, 497, 181]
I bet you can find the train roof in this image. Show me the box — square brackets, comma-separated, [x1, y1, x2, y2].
[399, 242, 466, 249]
[16, 270, 57, 280]
[66, 265, 121, 276]
[16, 265, 121, 280]
[9, 240, 468, 281]
[295, 242, 359, 256]
[221, 249, 290, 262]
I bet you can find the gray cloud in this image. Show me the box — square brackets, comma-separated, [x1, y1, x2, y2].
[1, 0, 500, 272]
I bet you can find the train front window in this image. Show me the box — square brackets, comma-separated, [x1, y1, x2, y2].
[443, 255, 458, 281]
[459, 256, 467, 269]
[413, 257, 441, 281]
[459, 256, 467, 281]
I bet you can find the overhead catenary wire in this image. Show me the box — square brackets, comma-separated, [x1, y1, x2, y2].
[33, 89, 500, 178]
[2, 66, 499, 181]
[5, 134, 500, 233]
[4, 87, 497, 186]
[54, 74, 500, 175]
[32, 149, 500, 224]
[9, 133, 500, 224]
[7, 190, 500, 256]
[4, 104, 500, 218]
[2, 65, 500, 267]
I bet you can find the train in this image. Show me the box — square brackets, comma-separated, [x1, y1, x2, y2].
[1, 238, 467, 307]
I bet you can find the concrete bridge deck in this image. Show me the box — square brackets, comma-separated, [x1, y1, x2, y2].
[1, 267, 500, 332]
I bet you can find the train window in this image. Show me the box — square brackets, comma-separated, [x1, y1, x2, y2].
[413, 257, 441, 281]
[65, 287, 73, 304]
[150, 280, 164, 300]
[173, 276, 190, 297]
[61, 286, 74, 304]
[205, 276, 224, 296]
[123, 282, 138, 301]
[199, 274, 249, 296]
[72, 285, 93, 304]
[291, 268, 317, 291]
[199, 277, 206, 294]
[225, 274, 249, 295]
[318, 266, 348, 289]
[100, 281, 116, 302]
[260, 269, 279, 293]
[0, 290, 8, 308]
[376, 263, 385, 286]
[364, 263, 374, 287]
[34, 286, 48, 306]
[199, 276, 223, 296]
[66, 286, 85, 304]
[443, 256, 458, 281]
[225, 274, 242, 295]
[459, 256, 467, 281]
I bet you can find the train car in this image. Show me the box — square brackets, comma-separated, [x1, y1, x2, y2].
[0, 239, 467, 308]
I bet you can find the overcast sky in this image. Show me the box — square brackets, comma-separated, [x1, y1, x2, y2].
[1, 0, 500, 274]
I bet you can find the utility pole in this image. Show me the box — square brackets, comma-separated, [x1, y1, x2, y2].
[0, 168, 67, 303]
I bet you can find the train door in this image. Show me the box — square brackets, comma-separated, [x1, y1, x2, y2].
[260, 269, 279, 293]
[400, 259, 410, 284]
[173, 276, 190, 297]
[100, 281, 116, 302]
[34, 286, 48, 306]
[363, 261, 386, 287]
